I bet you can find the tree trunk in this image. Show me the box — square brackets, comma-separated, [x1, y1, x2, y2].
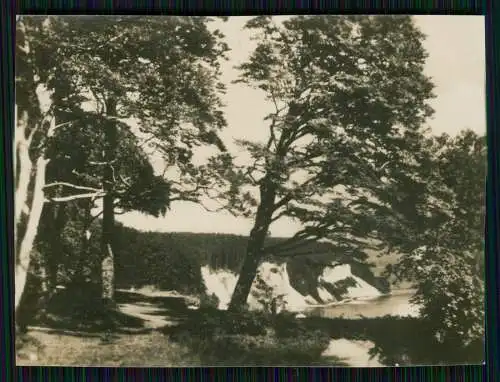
[15, 155, 49, 312]
[100, 98, 118, 306]
[227, 238, 265, 312]
[49, 202, 66, 288]
[35, 202, 66, 319]
[14, 90, 50, 320]
[38, 203, 65, 289]
[228, 182, 276, 312]
[14, 107, 33, 248]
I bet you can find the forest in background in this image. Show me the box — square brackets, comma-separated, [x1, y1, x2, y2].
[26, 220, 391, 299]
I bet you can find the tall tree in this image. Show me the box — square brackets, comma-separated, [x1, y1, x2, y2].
[14, 16, 103, 313]
[29, 15, 229, 304]
[208, 15, 435, 311]
[38, 121, 171, 300]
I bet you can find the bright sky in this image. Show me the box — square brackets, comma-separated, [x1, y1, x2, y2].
[116, 15, 486, 237]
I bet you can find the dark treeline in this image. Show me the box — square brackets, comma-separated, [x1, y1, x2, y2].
[27, 216, 388, 301]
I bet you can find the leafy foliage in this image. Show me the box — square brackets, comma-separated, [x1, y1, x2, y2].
[17, 14, 231, 227]
[388, 130, 486, 348]
[211, 15, 435, 257]
[40, 15, 229, 201]
[251, 272, 287, 314]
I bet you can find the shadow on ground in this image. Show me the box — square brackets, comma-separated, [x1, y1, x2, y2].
[17, 287, 483, 367]
[23, 287, 192, 335]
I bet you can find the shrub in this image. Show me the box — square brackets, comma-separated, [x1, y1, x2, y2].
[167, 308, 333, 366]
[273, 313, 309, 339]
[167, 307, 272, 343]
[206, 330, 331, 365]
[393, 246, 484, 353]
[199, 293, 220, 309]
[251, 272, 287, 314]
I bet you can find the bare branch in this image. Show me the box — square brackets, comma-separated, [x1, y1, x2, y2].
[89, 87, 106, 114]
[91, 209, 104, 221]
[47, 191, 106, 203]
[270, 209, 288, 223]
[242, 158, 264, 185]
[47, 116, 76, 138]
[44, 182, 103, 192]
[119, 174, 132, 187]
[110, 164, 117, 184]
[89, 159, 118, 166]
[266, 92, 283, 151]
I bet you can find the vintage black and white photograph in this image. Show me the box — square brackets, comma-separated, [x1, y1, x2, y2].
[15, 15, 485, 367]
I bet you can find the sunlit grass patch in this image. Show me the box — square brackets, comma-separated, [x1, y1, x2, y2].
[17, 330, 200, 367]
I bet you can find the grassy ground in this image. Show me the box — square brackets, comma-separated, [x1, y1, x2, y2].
[16, 288, 345, 367]
[18, 326, 346, 367]
[17, 329, 200, 366]
[16, 287, 482, 367]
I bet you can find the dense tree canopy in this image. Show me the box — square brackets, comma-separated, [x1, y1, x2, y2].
[207, 15, 435, 310]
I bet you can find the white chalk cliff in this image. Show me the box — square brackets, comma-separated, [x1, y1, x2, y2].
[201, 261, 382, 312]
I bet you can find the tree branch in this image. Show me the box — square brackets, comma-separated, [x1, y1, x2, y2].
[273, 175, 318, 212]
[272, 248, 336, 259]
[89, 86, 106, 114]
[89, 159, 118, 166]
[46, 116, 76, 138]
[47, 191, 106, 203]
[273, 193, 294, 211]
[43, 182, 103, 192]
[270, 209, 289, 223]
[119, 174, 132, 187]
[263, 230, 317, 254]
[91, 209, 104, 221]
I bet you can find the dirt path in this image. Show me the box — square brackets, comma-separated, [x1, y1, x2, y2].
[118, 302, 177, 329]
[115, 288, 197, 329]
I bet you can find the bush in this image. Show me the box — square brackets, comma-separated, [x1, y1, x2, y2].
[273, 313, 309, 339]
[166, 308, 333, 366]
[177, 308, 271, 338]
[199, 293, 220, 309]
[251, 272, 287, 314]
[394, 246, 484, 351]
[206, 330, 331, 365]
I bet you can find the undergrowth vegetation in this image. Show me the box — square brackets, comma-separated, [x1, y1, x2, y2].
[163, 307, 335, 366]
